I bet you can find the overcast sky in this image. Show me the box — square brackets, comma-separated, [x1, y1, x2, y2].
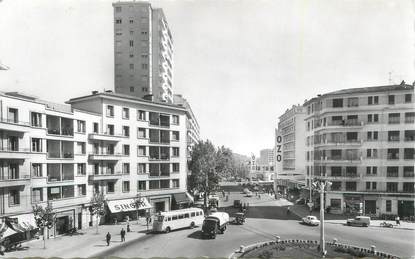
[0, 0, 414, 156]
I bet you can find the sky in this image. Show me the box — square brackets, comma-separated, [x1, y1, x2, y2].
[0, 0, 414, 156]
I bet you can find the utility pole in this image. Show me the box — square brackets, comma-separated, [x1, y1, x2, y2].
[204, 169, 208, 212]
[312, 180, 332, 256]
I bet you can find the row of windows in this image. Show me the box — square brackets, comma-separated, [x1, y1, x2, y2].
[163, 211, 203, 222]
[106, 106, 180, 125]
[328, 181, 414, 193]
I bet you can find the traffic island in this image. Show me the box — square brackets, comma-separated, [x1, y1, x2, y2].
[230, 239, 400, 259]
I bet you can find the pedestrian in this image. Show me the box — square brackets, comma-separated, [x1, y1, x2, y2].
[120, 228, 126, 242]
[127, 224, 131, 232]
[395, 216, 400, 226]
[106, 232, 111, 246]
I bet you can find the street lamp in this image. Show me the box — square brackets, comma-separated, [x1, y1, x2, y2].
[312, 180, 332, 256]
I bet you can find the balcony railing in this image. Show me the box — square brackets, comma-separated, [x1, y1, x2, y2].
[327, 120, 363, 127]
[47, 127, 74, 136]
[0, 117, 31, 126]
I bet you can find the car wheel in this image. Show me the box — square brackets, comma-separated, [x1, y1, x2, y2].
[190, 222, 195, 229]
[165, 227, 171, 233]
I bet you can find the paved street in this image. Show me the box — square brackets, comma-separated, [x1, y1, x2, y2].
[94, 191, 415, 258]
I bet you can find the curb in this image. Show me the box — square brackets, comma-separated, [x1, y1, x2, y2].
[228, 239, 400, 259]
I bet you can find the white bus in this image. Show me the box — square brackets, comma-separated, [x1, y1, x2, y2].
[152, 208, 205, 233]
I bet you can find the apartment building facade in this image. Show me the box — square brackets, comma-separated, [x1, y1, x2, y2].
[275, 105, 306, 191]
[0, 90, 190, 235]
[304, 83, 414, 217]
[113, 1, 174, 103]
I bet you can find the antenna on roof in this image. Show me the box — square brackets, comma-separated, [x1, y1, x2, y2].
[388, 71, 394, 84]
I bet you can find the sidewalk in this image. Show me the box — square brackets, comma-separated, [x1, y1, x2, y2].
[3, 218, 151, 258]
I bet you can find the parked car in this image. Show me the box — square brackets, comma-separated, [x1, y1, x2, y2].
[346, 216, 370, 227]
[302, 215, 320, 226]
[296, 198, 306, 205]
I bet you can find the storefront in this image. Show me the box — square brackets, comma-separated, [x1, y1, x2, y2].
[344, 194, 364, 215]
[106, 197, 152, 223]
[172, 193, 193, 210]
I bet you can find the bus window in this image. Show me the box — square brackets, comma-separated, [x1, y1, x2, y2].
[178, 214, 184, 219]
[157, 215, 164, 222]
[172, 215, 177, 220]
[167, 217, 171, 221]
[185, 213, 189, 218]
[191, 212, 195, 217]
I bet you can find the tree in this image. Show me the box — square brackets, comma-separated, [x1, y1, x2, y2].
[90, 193, 106, 234]
[133, 193, 146, 225]
[188, 140, 218, 209]
[33, 202, 56, 249]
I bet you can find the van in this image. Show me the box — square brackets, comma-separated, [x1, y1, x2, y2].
[346, 216, 370, 227]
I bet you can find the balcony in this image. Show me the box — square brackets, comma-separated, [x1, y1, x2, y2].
[0, 175, 30, 187]
[327, 119, 363, 127]
[46, 140, 74, 159]
[0, 147, 31, 159]
[0, 118, 31, 132]
[88, 173, 123, 181]
[88, 133, 126, 142]
[88, 153, 126, 161]
[46, 116, 74, 137]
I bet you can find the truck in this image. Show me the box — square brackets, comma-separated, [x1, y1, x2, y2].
[201, 212, 230, 239]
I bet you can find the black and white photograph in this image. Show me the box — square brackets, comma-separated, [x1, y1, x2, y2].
[0, 0, 414, 258]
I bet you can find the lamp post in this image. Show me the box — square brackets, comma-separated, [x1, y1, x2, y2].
[312, 180, 332, 256]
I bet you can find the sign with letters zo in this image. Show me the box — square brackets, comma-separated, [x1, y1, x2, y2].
[107, 198, 152, 213]
[275, 129, 283, 175]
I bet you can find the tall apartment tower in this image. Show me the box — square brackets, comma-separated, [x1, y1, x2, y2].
[113, 1, 174, 103]
[274, 105, 306, 192]
[304, 82, 414, 217]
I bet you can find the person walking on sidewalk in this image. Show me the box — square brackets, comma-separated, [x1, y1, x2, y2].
[120, 228, 126, 242]
[106, 232, 111, 246]
[395, 216, 400, 226]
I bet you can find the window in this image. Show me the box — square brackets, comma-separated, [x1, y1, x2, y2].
[330, 199, 341, 209]
[141, 31, 148, 35]
[142, 87, 148, 92]
[129, 63, 134, 70]
[388, 131, 400, 141]
[123, 163, 130, 174]
[405, 94, 412, 103]
[403, 182, 414, 193]
[130, 30, 134, 35]
[115, 6, 122, 12]
[62, 187, 74, 200]
[367, 131, 378, 141]
[93, 122, 99, 133]
[172, 131, 179, 141]
[106, 105, 114, 117]
[138, 181, 146, 191]
[172, 147, 179, 157]
[31, 138, 42, 152]
[107, 182, 115, 193]
[386, 182, 398, 193]
[172, 163, 179, 172]
[138, 163, 146, 174]
[9, 190, 20, 206]
[123, 126, 130, 137]
[366, 166, 377, 175]
[76, 142, 86, 154]
[8, 108, 18, 123]
[130, 87, 134, 92]
[387, 148, 399, 160]
[405, 130, 415, 141]
[347, 97, 358, 107]
[32, 188, 43, 202]
[122, 108, 130, 119]
[123, 145, 130, 155]
[115, 18, 122, 24]
[172, 179, 179, 188]
[345, 182, 357, 191]
[172, 115, 179, 125]
[366, 182, 371, 190]
[366, 149, 378, 158]
[404, 148, 415, 159]
[331, 182, 341, 191]
[138, 110, 146, 120]
[367, 114, 378, 123]
[123, 181, 130, 192]
[77, 120, 86, 133]
[77, 163, 86, 175]
[31, 112, 42, 127]
[332, 98, 343, 108]
[78, 184, 86, 196]
[138, 146, 146, 156]
[141, 63, 148, 69]
[32, 163, 42, 177]
[107, 124, 114, 135]
[386, 200, 392, 212]
[367, 96, 379, 105]
[138, 128, 146, 138]
[160, 180, 169, 189]
[403, 166, 414, 177]
[388, 95, 395, 105]
[372, 182, 377, 190]
[387, 167, 399, 177]
[129, 19, 134, 24]
[388, 113, 400, 124]
[149, 180, 160, 190]
[405, 112, 415, 123]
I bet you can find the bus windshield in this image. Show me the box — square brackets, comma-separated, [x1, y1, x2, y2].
[156, 215, 164, 222]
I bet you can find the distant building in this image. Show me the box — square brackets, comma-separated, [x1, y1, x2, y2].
[250, 151, 275, 181]
[113, 1, 174, 103]
[304, 82, 414, 217]
[258, 149, 274, 166]
[274, 105, 306, 191]
[173, 94, 200, 174]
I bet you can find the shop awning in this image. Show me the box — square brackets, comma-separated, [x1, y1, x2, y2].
[173, 193, 192, 204]
[107, 198, 151, 213]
